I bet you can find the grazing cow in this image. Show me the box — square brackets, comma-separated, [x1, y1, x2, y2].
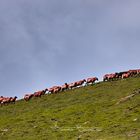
[24, 94, 33, 101]
[61, 83, 69, 91]
[86, 77, 98, 85]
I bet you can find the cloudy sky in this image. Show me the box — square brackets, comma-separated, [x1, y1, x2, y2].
[0, 0, 140, 99]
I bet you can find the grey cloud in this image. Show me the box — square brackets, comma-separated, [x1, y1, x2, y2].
[0, 0, 140, 98]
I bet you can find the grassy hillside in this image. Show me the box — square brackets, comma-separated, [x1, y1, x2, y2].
[0, 77, 140, 140]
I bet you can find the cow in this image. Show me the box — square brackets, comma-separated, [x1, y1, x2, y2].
[86, 77, 98, 85]
[48, 86, 58, 94]
[0, 96, 4, 103]
[1, 97, 12, 106]
[10, 96, 17, 104]
[137, 69, 140, 74]
[24, 94, 33, 101]
[48, 88, 54, 94]
[53, 86, 61, 93]
[48, 86, 61, 94]
[34, 88, 48, 97]
[115, 71, 128, 79]
[61, 83, 69, 91]
[128, 70, 137, 76]
[68, 82, 77, 89]
[103, 74, 116, 81]
[75, 79, 86, 87]
[122, 72, 130, 79]
[103, 74, 109, 81]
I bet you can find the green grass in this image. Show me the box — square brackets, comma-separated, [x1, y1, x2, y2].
[0, 77, 140, 140]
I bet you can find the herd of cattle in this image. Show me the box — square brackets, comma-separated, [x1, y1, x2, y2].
[103, 69, 140, 81]
[0, 68, 140, 106]
[24, 77, 98, 101]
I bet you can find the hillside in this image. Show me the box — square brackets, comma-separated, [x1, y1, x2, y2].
[0, 77, 140, 140]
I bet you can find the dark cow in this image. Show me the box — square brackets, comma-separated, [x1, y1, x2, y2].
[128, 70, 137, 76]
[61, 83, 69, 91]
[115, 71, 128, 79]
[10, 96, 17, 104]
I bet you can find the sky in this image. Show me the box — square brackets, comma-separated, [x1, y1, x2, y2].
[0, 0, 140, 99]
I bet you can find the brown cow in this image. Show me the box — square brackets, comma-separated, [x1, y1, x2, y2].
[34, 88, 48, 97]
[53, 86, 61, 94]
[86, 77, 98, 85]
[103, 74, 116, 81]
[24, 94, 33, 101]
[75, 79, 86, 87]
[1, 97, 12, 106]
[48, 86, 61, 94]
[68, 82, 77, 89]
[0, 96, 4, 103]
[48, 86, 58, 94]
[122, 73, 130, 79]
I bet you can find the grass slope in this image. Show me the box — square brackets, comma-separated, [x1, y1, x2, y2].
[0, 77, 140, 140]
